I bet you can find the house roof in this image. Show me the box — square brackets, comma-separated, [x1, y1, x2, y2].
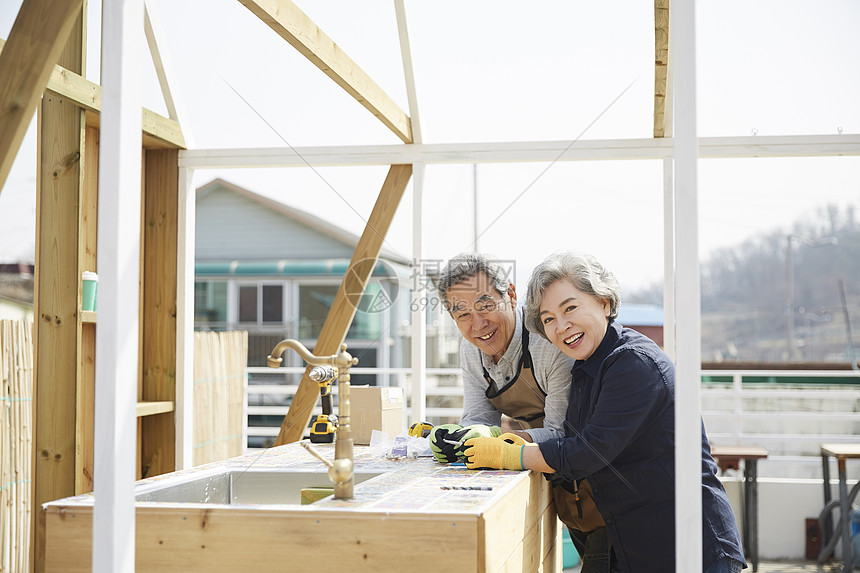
[617, 303, 664, 327]
[196, 178, 410, 266]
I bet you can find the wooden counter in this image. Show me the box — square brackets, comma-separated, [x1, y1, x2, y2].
[43, 442, 561, 572]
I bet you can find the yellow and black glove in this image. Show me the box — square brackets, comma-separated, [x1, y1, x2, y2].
[429, 424, 464, 463]
[463, 436, 529, 470]
[498, 432, 528, 446]
[429, 424, 503, 463]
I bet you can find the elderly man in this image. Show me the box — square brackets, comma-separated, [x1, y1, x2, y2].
[429, 253, 608, 573]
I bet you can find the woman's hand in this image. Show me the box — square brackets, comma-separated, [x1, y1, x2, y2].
[463, 437, 527, 470]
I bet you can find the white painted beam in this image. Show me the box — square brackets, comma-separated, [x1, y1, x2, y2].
[93, 0, 143, 570]
[178, 134, 860, 169]
[672, 0, 702, 571]
[175, 166, 195, 469]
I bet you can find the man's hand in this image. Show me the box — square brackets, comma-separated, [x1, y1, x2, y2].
[463, 436, 527, 470]
[444, 424, 503, 459]
[429, 424, 464, 463]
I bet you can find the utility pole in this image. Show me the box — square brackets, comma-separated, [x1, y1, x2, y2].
[785, 234, 838, 361]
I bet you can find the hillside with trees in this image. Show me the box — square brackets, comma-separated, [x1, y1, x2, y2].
[629, 202, 860, 365]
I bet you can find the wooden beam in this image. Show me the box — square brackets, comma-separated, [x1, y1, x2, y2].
[32, 6, 87, 571]
[275, 164, 412, 445]
[237, 0, 413, 144]
[0, 0, 82, 194]
[0, 37, 185, 150]
[76, 124, 99, 496]
[140, 148, 179, 477]
[654, 0, 669, 138]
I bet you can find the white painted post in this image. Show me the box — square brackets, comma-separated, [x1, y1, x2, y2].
[662, 157, 676, 362]
[175, 166, 196, 469]
[93, 0, 143, 570]
[395, 0, 427, 423]
[672, 0, 704, 571]
[410, 162, 427, 423]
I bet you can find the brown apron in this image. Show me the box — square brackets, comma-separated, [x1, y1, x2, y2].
[481, 325, 606, 533]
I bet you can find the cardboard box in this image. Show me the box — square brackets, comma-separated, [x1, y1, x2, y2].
[349, 386, 404, 445]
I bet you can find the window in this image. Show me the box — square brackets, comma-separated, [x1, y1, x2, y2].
[194, 281, 229, 325]
[238, 285, 258, 323]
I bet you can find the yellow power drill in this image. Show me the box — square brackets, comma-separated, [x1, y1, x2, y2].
[408, 421, 434, 438]
[309, 366, 337, 443]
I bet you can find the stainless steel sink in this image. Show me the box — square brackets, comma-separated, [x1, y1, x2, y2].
[134, 468, 383, 505]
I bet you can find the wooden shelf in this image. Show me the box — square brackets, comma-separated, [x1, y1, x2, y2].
[136, 401, 175, 418]
[81, 310, 97, 323]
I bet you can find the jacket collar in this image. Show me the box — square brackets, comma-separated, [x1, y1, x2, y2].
[574, 320, 620, 378]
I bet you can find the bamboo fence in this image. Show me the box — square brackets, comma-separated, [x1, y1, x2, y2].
[0, 320, 33, 573]
[193, 331, 247, 466]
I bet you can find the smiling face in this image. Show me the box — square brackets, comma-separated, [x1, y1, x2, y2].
[538, 279, 611, 361]
[446, 272, 517, 364]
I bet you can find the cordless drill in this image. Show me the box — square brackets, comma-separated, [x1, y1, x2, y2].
[309, 365, 337, 443]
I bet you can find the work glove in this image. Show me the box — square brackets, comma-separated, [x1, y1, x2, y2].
[498, 432, 528, 446]
[429, 424, 465, 463]
[445, 424, 504, 460]
[463, 436, 531, 471]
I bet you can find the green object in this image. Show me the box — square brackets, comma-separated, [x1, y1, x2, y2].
[562, 528, 581, 568]
[301, 487, 334, 505]
[449, 425, 503, 460]
[82, 272, 98, 311]
[429, 424, 464, 463]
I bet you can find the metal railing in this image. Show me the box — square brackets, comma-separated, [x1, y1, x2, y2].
[244, 366, 860, 478]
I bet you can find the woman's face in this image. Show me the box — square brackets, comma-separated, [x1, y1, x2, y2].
[538, 279, 611, 361]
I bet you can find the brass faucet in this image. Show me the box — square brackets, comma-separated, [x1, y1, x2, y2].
[267, 340, 358, 499]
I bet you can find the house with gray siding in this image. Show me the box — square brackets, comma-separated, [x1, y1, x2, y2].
[194, 178, 411, 445]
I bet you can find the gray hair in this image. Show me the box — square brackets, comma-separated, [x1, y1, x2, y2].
[435, 253, 511, 312]
[524, 252, 621, 340]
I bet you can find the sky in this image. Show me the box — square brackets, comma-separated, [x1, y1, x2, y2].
[1, 0, 859, 294]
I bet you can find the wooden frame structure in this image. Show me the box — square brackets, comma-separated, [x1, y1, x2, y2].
[1, 0, 860, 570]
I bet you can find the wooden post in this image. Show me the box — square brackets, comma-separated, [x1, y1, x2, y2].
[275, 164, 412, 445]
[141, 148, 178, 478]
[77, 125, 99, 495]
[0, 0, 82, 192]
[32, 4, 87, 571]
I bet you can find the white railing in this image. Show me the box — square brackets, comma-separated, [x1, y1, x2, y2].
[244, 366, 860, 478]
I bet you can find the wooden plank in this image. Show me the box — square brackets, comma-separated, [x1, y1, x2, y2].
[0, 0, 82, 193]
[78, 323, 95, 494]
[237, 0, 412, 144]
[275, 164, 412, 445]
[140, 148, 179, 477]
[46, 506, 479, 572]
[136, 401, 175, 417]
[32, 6, 86, 571]
[75, 124, 98, 496]
[0, 38, 185, 150]
[654, 0, 669, 138]
[479, 471, 552, 572]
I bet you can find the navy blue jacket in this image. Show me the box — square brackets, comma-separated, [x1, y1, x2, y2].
[538, 322, 745, 573]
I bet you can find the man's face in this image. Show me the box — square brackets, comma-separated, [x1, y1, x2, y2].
[445, 272, 517, 363]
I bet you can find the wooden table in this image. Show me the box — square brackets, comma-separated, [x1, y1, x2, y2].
[710, 445, 769, 572]
[819, 443, 860, 573]
[43, 442, 560, 572]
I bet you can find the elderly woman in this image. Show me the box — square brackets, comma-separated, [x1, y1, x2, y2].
[463, 252, 746, 573]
